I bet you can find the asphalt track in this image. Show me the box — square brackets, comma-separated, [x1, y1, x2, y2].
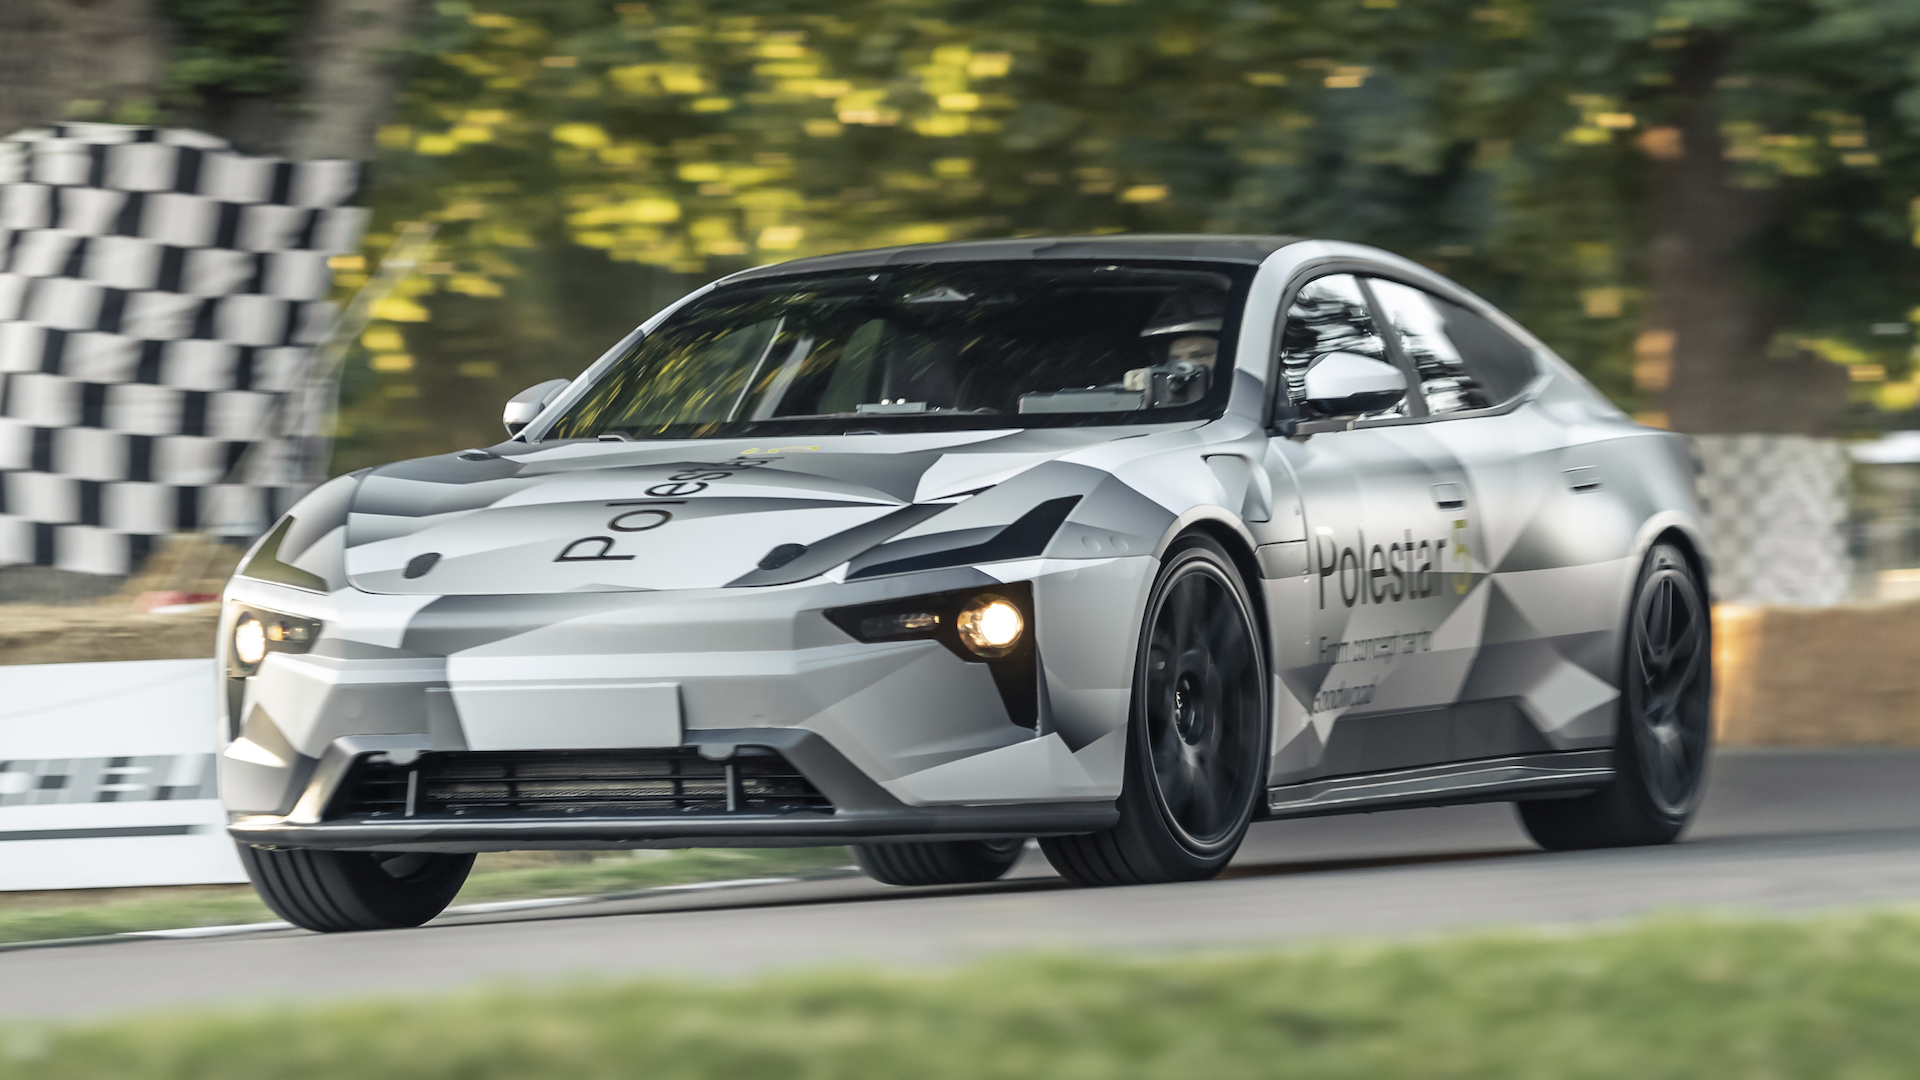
[4, 748, 1919, 1020]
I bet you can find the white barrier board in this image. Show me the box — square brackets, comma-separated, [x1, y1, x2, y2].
[0, 658, 244, 891]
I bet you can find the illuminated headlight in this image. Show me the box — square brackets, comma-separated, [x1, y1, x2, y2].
[956, 595, 1024, 658]
[232, 615, 268, 666]
[825, 584, 1033, 663]
[226, 605, 320, 676]
[824, 583, 1038, 727]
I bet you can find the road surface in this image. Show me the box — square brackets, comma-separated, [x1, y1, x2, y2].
[3, 748, 1917, 1019]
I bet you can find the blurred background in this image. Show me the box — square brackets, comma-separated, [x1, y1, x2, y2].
[5, 8, 1920, 1061]
[1, 2, 1918, 744]
[4, 0, 1920, 599]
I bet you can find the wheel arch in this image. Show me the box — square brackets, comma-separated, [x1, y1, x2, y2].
[1161, 517, 1273, 665]
[1630, 511, 1712, 600]
[1652, 526, 1710, 602]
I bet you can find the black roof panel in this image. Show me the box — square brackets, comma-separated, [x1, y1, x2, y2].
[724, 234, 1305, 282]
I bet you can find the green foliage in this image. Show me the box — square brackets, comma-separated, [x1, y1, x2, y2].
[161, 0, 313, 101]
[13, 910, 1920, 1077]
[335, 0, 1920, 467]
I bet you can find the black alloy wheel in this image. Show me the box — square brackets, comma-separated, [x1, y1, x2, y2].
[1042, 535, 1268, 885]
[1517, 542, 1711, 850]
[1630, 548, 1712, 815]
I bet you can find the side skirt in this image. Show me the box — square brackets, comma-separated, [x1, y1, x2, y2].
[1265, 750, 1613, 820]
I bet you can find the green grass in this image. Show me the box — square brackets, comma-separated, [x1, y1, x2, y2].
[0, 887, 274, 947]
[0, 848, 851, 945]
[8, 909, 1920, 1078]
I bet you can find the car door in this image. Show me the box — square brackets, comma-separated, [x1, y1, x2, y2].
[1261, 273, 1485, 785]
[1366, 277, 1618, 754]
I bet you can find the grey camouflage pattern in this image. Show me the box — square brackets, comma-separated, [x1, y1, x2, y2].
[218, 237, 1705, 849]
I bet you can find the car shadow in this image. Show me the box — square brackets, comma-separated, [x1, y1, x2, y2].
[1217, 846, 1541, 879]
[419, 846, 1554, 935]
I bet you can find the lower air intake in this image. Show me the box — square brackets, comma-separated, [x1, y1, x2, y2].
[329, 748, 832, 820]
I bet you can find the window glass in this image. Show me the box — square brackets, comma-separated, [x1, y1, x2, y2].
[1433, 301, 1537, 403]
[1276, 274, 1407, 421]
[542, 261, 1252, 440]
[1368, 279, 1535, 414]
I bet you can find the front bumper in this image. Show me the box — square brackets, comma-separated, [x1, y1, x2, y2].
[228, 729, 1119, 853]
[219, 559, 1153, 850]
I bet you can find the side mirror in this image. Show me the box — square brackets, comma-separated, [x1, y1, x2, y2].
[503, 378, 570, 436]
[1303, 352, 1406, 416]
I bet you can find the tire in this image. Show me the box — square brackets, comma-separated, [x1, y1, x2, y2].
[852, 839, 1025, 886]
[238, 844, 475, 932]
[1041, 535, 1269, 886]
[1517, 542, 1712, 851]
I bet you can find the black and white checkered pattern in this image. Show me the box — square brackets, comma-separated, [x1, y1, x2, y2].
[0, 123, 365, 575]
[1693, 434, 1852, 606]
[0, 753, 215, 806]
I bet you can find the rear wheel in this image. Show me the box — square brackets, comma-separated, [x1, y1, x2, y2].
[238, 844, 474, 932]
[1041, 536, 1268, 886]
[1517, 542, 1711, 850]
[852, 839, 1025, 886]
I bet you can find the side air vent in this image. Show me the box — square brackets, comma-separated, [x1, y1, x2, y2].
[328, 748, 833, 820]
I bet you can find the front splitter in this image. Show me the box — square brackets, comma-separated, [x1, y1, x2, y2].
[229, 802, 1120, 853]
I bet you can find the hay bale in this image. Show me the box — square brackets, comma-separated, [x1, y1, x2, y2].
[0, 604, 218, 666]
[1714, 600, 1920, 746]
[0, 535, 233, 666]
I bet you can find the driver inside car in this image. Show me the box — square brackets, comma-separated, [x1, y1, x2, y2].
[1165, 332, 1219, 370]
[1118, 292, 1223, 399]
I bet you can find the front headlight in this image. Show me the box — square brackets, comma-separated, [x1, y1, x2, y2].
[226, 604, 320, 677]
[826, 583, 1039, 728]
[956, 595, 1024, 658]
[232, 615, 268, 666]
[825, 584, 1033, 662]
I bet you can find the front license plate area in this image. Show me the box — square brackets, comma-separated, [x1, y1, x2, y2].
[450, 682, 682, 751]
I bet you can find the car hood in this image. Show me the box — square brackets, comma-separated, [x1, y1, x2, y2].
[342, 427, 1163, 595]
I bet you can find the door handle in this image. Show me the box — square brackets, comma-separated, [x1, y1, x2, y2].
[1564, 467, 1601, 494]
[1431, 483, 1466, 511]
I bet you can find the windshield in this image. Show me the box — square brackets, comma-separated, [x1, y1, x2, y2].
[540, 261, 1253, 440]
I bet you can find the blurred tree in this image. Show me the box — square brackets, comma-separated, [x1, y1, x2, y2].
[14, 1, 1920, 462]
[344, 0, 1592, 466]
[0, 0, 422, 160]
[1436, 0, 1920, 434]
[0, 1, 169, 135]
[346, 0, 1920, 465]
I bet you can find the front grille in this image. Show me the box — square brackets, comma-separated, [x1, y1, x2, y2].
[328, 748, 833, 820]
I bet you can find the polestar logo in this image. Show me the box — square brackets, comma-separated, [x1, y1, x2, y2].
[1315, 520, 1470, 609]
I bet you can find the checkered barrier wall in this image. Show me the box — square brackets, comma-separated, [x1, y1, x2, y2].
[1693, 434, 1852, 606]
[0, 123, 366, 576]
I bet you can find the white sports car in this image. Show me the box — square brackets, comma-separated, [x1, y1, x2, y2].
[219, 235, 1711, 932]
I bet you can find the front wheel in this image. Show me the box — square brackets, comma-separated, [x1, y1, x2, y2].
[1517, 542, 1711, 850]
[238, 844, 474, 932]
[1042, 535, 1269, 886]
